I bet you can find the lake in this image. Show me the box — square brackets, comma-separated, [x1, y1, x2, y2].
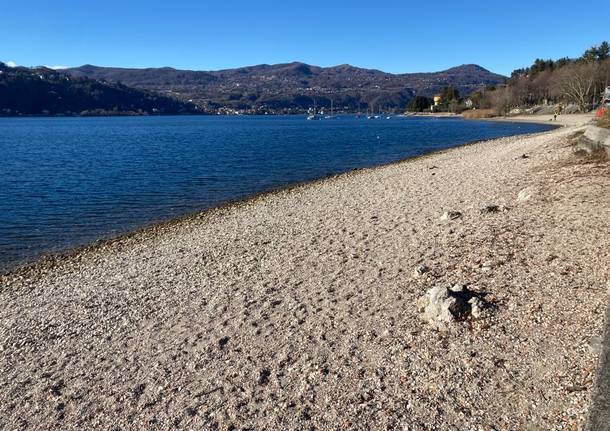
[0, 115, 554, 272]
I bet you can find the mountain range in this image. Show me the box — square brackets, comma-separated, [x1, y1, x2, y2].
[66, 62, 507, 114]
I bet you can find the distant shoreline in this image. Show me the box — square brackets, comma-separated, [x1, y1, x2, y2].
[0, 111, 593, 123]
[403, 112, 460, 118]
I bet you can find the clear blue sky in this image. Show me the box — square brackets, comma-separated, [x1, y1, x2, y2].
[2, 0, 608, 76]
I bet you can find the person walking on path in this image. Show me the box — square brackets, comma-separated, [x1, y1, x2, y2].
[553, 104, 562, 121]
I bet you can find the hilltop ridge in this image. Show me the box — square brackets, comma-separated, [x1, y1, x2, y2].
[67, 62, 506, 113]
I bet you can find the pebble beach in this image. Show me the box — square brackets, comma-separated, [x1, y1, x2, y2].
[1, 114, 609, 430]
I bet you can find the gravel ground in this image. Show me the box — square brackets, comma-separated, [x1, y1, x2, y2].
[1, 119, 609, 430]
[488, 113, 592, 127]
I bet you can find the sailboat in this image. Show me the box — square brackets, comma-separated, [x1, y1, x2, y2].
[307, 99, 321, 120]
[324, 99, 337, 119]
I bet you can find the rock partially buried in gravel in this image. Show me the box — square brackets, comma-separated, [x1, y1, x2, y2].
[257, 369, 271, 385]
[480, 204, 500, 214]
[517, 188, 534, 203]
[417, 285, 484, 331]
[218, 336, 230, 349]
[588, 336, 603, 355]
[413, 265, 430, 278]
[440, 211, 462, 221]
[480, 204, 508, 214]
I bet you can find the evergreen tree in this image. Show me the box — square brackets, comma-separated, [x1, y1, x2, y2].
[440, 86, 460, 102]
[407, 96, 431, 112]
[598, 41, 610, 60]
[582, 41, 610, 62]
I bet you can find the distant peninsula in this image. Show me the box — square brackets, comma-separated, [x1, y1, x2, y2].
[0, 62, 198, 117]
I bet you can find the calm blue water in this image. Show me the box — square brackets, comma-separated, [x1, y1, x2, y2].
[0, 115, 553, 272]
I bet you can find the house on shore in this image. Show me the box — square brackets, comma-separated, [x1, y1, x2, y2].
[431, 94, 442, 112]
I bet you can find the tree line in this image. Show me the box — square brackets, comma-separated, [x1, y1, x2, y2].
[407, 41, 610, 115]
[406, 86, 462, 112]
[471, 41, 610, 114]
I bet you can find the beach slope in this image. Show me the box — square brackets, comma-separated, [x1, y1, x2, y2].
[1, 118, 609, 430]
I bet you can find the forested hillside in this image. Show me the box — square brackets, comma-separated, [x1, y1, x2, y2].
[0, 63, 199, 116]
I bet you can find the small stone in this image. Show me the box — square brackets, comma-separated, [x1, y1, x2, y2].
[257, 369, 271, 385]
[417, 286, 467, 330]
[469, 297, 483, 318]
[361, 391, 374, 402]
[480, 204, 500, 214]
[450, 284, 465, 293]
[218, 336, 230, 349]
[517, 188, 534, 203]
[588, 336, 603, 355]
[413, 265, 430, 278]
[481, 262, 493, 272]
[440, 211, 462, 221]
[418, 285, 486, 330]
[50, 381, 64, 397]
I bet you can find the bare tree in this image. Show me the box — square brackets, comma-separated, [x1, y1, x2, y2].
[594, 59, 610, 101]
[488, 86, 516, 114]
[483, 43, 610, 113]
[510, 77, 532, 106]
[531, 70, 553, 104]
[552, 62, 599, 111]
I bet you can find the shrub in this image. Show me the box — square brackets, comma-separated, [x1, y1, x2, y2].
[462, 109, 498, 119]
